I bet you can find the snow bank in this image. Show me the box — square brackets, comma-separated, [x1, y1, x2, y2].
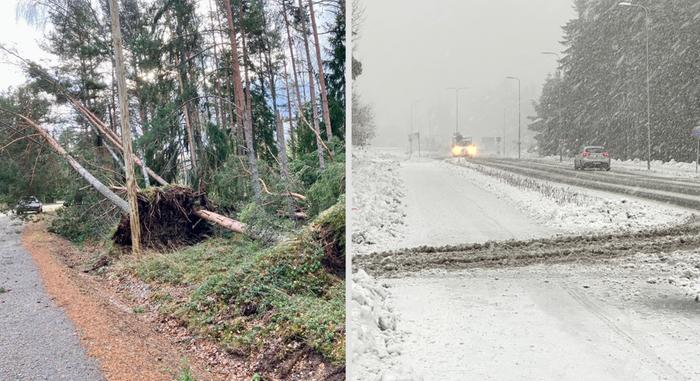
[350, 270, 421, 381]
[351, 147, 421, 380]
[351, 148, 408, 256]
[450, 160, 692, 234]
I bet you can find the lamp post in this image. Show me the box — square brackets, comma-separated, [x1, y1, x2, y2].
[506, 76, 521, 159]
[541, 51, 564, 162]
[447, 87, 469, 134]
[503, 107, 507, 157]
[410, 99, 421, 134]
[619, 1, 651, 170]
[410, 100, 421, 156]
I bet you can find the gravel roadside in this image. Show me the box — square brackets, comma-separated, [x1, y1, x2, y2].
[0, 215, 103, 380]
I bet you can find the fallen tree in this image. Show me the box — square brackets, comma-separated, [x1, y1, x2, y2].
[113, 186, 214, 248]
[3, 111, 247, 244]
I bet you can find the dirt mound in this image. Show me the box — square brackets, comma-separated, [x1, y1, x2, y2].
[113, 186, 212, 249]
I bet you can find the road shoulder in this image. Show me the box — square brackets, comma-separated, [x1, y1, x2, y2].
[20, 222, 222, 381]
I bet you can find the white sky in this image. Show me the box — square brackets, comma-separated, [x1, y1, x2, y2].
[0, 1, 52, 91]
[354, 0, 576, 150]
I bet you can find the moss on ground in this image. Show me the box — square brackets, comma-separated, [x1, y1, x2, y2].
[126, 201, 345, 365]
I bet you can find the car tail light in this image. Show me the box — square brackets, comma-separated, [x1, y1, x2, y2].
[582, 151, 590, 157]
[602, 152, 609, 157]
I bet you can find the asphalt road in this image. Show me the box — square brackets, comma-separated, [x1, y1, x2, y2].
[0, 215, 103, 381]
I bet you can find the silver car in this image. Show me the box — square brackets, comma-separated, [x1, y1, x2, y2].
[574, 146, 610, 171]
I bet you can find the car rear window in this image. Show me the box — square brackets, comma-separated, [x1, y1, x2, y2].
[586, 147, 604, 153]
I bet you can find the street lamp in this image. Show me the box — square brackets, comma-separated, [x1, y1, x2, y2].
[447, 87, 469, 134]
[506, 76, 521, 159]
[410, 99, 421, 134]
[619, 1, 651, 170]
[541, 51, 564, 162]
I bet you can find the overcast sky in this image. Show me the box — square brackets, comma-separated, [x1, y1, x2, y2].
[0, 1, 50, 91]
[354, 0, 576, 151]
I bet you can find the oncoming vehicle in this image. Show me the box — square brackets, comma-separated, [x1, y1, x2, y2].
[15, 196, 43, 214]
[574, 146, 610, 171]
[451, 133, 478, 158]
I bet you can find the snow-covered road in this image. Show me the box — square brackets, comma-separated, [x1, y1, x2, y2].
[400, 160, 551, 247]
[351, 149, 699, 381]
[389, 257, 700, 380]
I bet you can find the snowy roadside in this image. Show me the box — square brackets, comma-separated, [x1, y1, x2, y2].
[351, 148, 408, 256]
[449, 159, 693, 234]
[350, 147, 420, 381]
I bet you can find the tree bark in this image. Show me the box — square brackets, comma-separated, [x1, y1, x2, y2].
[207, 0, 224, 131]
[15, 113, 251, 237]
[16, 114, 129, 213]
[260, 12, 291, 184]
[297, 0, 325, 169]
[222, 0, 261, 199]
[307, 0, 333, 142]
[282, 54, 296, 157]
[109, 0, 142, 256]
[283, 0, 325, 168]
[175, 53, 199, 178]
[67, 96, 168, 186]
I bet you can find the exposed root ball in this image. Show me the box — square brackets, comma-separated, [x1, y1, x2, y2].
[113, 186, 212, 249]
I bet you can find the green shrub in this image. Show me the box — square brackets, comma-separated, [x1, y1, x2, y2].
[307, 162, 345, 217]
[238, 202, 294, 245]
[129, 201, 346, 365]
[49, 190, 119, 243]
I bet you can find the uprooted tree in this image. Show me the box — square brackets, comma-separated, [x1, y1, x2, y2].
[0, 0, 345, 249]
[2, 110, 246, 246]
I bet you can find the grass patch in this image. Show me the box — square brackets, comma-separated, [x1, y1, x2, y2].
[177, 364, 195, 381]
[127, 202, 345, 365]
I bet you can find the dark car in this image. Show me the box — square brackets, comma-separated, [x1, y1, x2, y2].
[15, 196, 43, 214]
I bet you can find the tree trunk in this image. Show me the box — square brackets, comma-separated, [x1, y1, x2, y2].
[307, 0, 333, 142]
[297, 0, 325, 169]
[282, 54, 296, 157]
[194, 210, 245, 234]
[207, 0, 224, 131]
[16, 114, 129, 213]
[67, 96, 168, 186]
[263, 46, 291, 186]
[16, 113, 250, 237]
[222, 0, 261, 199]
[131, 54, 152, 188]
[175, 53, 199, 178]
[282, 0, 325, 168]
[109, 0, 142, 256]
